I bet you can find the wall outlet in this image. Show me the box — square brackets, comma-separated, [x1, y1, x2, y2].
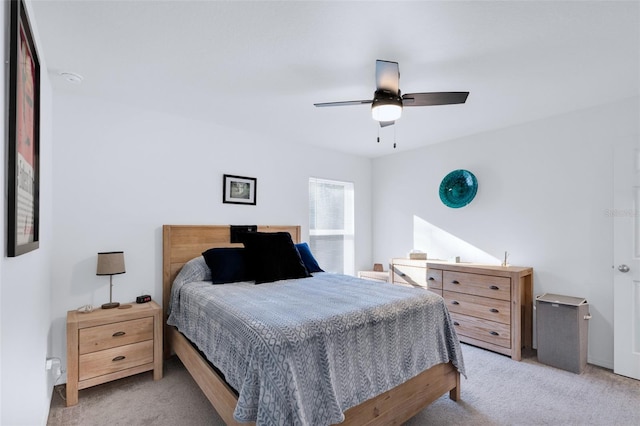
[46, 357, 62, 377]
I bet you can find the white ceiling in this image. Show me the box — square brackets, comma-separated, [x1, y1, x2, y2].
[31, 0, 639, 158]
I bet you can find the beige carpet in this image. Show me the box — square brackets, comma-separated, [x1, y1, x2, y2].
[48, 344, 639, 426]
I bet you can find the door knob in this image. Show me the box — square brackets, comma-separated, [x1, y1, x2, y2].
[618, 264, 630, 273]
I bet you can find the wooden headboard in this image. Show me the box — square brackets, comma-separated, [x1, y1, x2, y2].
[162, 225, 301, 357]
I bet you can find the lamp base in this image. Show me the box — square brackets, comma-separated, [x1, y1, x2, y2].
[101, 302, 120, 309]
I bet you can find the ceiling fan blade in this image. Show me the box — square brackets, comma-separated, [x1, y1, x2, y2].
[402, 92, 469, 106]
[379, 120, 395, 128]
[314, 100, 373, 107]
[375, 60, 400, 93]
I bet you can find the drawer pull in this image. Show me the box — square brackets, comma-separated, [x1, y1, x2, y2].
[112, 355, 126, 362]
[453, 321, 460, 326]
[112, 331, 126, 337]
[489, 285, 500, 290]
[451, 280, 460, 284]
[399, 273, 406, 277]
[428, 277, 435, 281]
[451, 301, 460, 305]
[489, 331, 500, 336]
[490, 308, 499, 313]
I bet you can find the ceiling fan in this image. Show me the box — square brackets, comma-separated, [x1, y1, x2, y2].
[314, 60, 469, 127]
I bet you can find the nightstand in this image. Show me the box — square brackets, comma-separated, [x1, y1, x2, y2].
[66, 301, 163, 406]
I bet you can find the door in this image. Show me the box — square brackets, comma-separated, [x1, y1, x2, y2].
[613, 140, 640, 380]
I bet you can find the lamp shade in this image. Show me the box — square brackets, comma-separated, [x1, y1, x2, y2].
[371, 104, 402, 121]
[96, 251, 126, 276]
[371, 89, 403, 122]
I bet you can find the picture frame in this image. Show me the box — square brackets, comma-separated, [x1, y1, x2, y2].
[7, 0, 40, 257]
[223, 174, 257, 205]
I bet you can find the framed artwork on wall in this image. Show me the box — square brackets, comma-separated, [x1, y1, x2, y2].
[7, 0, 40, 257]
[223, 174, 257, 205]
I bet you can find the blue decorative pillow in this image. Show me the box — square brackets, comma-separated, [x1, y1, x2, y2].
[239, 232, 310, 284]
[295, 242, 324, 273]
[201, 247, 253, 284]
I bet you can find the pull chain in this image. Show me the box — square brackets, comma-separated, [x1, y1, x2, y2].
[375, 124, 399, 148]
[393, 125, 397, 149]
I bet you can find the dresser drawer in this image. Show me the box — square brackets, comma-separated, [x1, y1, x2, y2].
[426, 269, 443, 291]
[443, 271, 511, 301]
[444, 291, 511, 324]
[358, 270, 389, 282]
[79, 317, 153, 355]
[392, 265, 426, 287]
[79, 340, 154, 381]
[450, 312, 511, 348]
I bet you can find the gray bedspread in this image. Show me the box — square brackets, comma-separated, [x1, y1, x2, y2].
[167, 256, 465, 426]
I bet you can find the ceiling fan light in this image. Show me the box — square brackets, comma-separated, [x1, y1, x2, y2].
[372, 104, 402, 122]
[371, 90, 402, 122]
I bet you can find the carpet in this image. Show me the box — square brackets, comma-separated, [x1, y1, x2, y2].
[47, 344, 639, 425]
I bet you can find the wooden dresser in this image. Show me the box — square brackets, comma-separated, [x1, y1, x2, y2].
[357, 270, 390, 282]
[390, 258, 443, 295]
[66, 301, 163, 406]
[426, 262, 533, 361]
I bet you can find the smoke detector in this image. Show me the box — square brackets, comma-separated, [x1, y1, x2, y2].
[59, 72, 83, 84]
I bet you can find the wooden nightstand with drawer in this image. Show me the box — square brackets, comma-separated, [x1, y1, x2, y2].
[66, 301, 163, 406]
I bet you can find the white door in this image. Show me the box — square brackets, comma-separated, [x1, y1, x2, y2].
[613, 140, 640, 380]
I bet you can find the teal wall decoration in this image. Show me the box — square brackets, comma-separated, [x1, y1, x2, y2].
[439, 169, 478, 208]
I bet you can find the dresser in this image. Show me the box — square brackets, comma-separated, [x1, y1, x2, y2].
[390, 258, 443, 294]
[426, 262, 533, 361]
[66, 301, 163, 406]
[357, 270, 390, 282]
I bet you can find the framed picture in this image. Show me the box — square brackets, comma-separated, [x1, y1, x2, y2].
[223, 174, 257, 205]
[7, 0, 40, 257]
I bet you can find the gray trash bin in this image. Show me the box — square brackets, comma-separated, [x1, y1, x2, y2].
[536, 293, 591, 374]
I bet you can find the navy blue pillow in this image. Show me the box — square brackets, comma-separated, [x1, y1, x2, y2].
[295, 242, 324, 273]
[239, 232, 310, 284]
[201, 247, 253, 284]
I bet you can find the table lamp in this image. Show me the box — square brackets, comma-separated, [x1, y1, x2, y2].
[97, 251, 125, 309]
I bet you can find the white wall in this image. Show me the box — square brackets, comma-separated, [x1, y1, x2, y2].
[1, 1, 55, 424]
[49, 92, 373, 382]
[372, 96, 639, 368]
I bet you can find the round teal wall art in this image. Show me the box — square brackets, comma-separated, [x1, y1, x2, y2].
[439, 169, 478, 208]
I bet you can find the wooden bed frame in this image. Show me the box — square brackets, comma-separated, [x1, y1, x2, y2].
[162, 224, 460, 426]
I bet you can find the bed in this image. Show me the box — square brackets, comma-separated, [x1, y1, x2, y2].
[162, 224, 464, 425]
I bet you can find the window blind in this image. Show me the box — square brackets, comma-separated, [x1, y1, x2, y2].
[309, 177, 354, 275]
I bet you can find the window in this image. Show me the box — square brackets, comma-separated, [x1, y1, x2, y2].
[309, 178, 354, 275]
